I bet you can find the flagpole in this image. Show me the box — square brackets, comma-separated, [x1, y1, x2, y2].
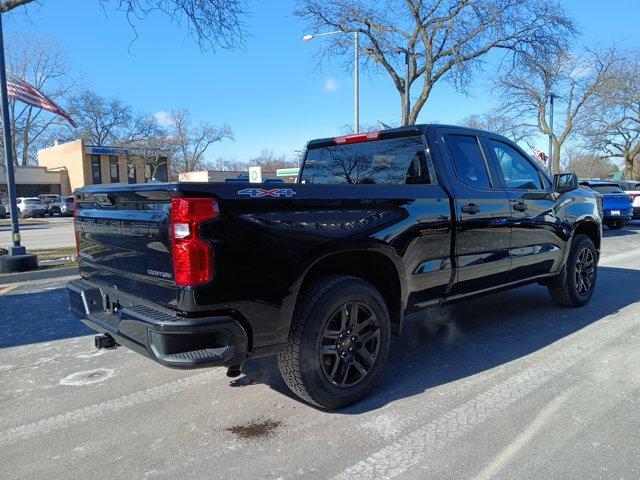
[0, 11, 36, 272]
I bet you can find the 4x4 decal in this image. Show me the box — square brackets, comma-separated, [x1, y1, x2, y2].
[237, 188, 297, 198]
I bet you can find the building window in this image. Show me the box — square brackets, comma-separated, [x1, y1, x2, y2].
[91, 155, 102, 184]
[127, 160, 137, 184]
[109, 155, 120, 183]
[156, 157, 168, 182]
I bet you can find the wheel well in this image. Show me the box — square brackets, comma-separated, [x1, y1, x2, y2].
[299, 251, 403, 334]
[574, 221, 601, 251]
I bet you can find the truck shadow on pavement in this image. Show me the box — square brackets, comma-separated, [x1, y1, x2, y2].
[602, 221, 639, 238]
[239, 265, 640, 412]
[0, 288, 93, 349]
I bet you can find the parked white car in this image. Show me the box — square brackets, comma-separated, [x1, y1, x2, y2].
[16, 197, 46, 218]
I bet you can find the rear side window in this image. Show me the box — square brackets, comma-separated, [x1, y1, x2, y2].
[489, 140, 543, 190]
[301, 136, 432, 185]
[446, 134, 492, 189]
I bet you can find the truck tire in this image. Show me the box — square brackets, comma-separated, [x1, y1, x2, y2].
[547, 234, 597, 307]
[277, 275, 391, 409]
[606, 220, 624, 230]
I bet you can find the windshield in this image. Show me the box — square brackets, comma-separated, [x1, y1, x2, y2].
[301, 137, 431, 185]
[24, 199, 42, 205]
[591, 185, 625, 194]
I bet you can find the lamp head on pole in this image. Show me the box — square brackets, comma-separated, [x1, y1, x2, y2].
[302, 34, 314, 41]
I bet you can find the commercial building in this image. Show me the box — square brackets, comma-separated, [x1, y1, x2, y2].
[0, 164, 64, 198]
[38, 139, 170, 195]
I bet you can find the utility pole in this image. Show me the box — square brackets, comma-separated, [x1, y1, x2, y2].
[404, 51, 410, 126]
[548, 93, 555, 176]
[0, 11, 37, 272]
[354, 31, 359, 133]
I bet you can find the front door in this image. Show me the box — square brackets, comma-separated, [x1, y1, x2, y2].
[436, 130, 513, 296]
[485, 137, 563, 282]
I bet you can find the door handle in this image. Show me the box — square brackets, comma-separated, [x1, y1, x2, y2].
[513, 202, 528, 212]
[461, 203, 480, 215]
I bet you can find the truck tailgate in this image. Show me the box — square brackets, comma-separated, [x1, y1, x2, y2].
[75, 187, 178, 306]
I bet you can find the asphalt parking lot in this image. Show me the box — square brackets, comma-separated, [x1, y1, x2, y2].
[0, 216, 75, 250]
[1, 223, 639, 480]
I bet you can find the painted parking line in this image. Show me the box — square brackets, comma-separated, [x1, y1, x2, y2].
[0, 284, 19, 296]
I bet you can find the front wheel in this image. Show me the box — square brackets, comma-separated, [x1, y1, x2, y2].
[277, 275, 391, 409]
[548, 234, 598, 307]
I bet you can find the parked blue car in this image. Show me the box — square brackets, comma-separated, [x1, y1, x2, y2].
[580, 181, 633, 229]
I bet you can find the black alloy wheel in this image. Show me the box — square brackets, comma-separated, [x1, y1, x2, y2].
[319, 301, 381, 387]
[574, 247, 595, 297]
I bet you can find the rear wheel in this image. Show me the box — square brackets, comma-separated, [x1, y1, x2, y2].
[277, 275, 391, 409]
[606, 220, 624, 229]
[548, 234, 597, 307]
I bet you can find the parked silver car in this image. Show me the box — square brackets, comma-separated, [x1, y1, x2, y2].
[47, 196, 75, 216]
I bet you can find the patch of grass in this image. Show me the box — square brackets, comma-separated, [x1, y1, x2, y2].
[32, 247, 77, 261]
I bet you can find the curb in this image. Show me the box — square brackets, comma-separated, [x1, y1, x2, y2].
[0, 266, 78, 285]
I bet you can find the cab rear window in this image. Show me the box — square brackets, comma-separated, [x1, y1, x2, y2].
[301, 137, 432, 185]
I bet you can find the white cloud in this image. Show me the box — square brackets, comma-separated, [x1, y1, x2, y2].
[154, 110, 173, 126]
[323, 77, 340, 92]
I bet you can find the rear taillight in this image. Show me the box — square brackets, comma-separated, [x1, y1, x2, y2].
[170, 197, 219, 286]
[73, 198, 80, 259]
[334, 130, 380, 145]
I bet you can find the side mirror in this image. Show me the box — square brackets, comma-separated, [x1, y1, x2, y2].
[553, 173, 578, 193]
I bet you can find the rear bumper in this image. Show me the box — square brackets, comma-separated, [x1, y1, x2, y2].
[67, 279, 248, 368]
[603, 215, 632, 223]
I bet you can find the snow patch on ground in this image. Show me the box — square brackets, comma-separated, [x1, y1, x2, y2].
[359, 412, 403, 440]
[75, 349, 105, 359]
[59, 369, 115, 386]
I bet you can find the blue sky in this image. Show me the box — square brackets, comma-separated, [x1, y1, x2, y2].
[5, 0, 640, 162]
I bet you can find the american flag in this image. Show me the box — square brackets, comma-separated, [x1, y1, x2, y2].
[6, 72, 77, 127]
[531, 146, 548, 165]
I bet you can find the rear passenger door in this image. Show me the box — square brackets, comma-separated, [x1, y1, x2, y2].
[485, 137, 562, 282]
[436, 129, 512, 295]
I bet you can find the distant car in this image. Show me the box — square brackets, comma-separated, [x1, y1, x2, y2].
[0, 202, 6, 219]
[47, 196, 75, 216]
[627, 190, 640, 219]
[39, 193, 62, 206]
[609, 179, 640, 191]
[16, 197, 46, 218]
[580, 181, 633, 229]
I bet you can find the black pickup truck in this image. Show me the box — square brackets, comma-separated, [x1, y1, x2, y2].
[67, 125, 601, 409]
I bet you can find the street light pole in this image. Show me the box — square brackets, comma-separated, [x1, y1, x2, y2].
[302, 30, 360, 133]
[353, 31, 359, 133]
[548, 93, 555, 176]
[0, 12, 25, 256]
[404, 51, 410, 126]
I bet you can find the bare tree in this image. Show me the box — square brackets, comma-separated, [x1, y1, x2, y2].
[296, 0, 575, 125]
[0, 34, 76, 166]
[495, 47, 618, 173]
[250, 149, 299, 170]
[0, 0, 35, 12]
[1, 1, 247, 50]
[580, 55, 640, 179]
[562, 147, 620, 179]
[459, 113, 533, 143]
[168, 109, 232, 174]
[68, 90, 159, 146]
